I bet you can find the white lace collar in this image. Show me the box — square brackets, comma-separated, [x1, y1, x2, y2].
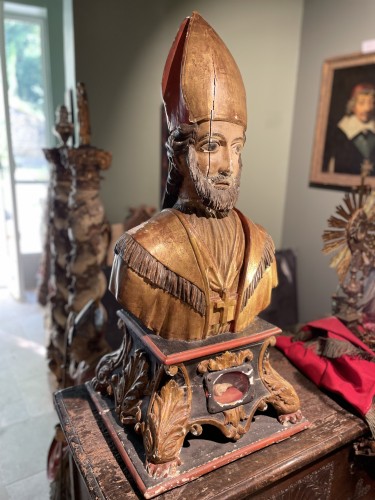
[338, 114, 375, 140]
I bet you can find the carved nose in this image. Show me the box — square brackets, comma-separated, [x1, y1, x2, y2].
[219, 155, 233, 175]
[219, 167, 231, 176]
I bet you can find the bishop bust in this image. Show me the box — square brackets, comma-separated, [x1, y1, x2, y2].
[95, 13, 303, 484]
[110, 12, 278, 341]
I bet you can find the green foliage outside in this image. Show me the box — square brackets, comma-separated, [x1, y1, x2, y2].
[5, 18, 44, 115]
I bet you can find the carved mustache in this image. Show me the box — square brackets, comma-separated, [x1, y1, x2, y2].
[208, 172, 233, 185]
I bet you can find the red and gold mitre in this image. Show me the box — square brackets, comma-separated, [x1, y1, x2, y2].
[162, 12, 247, 132]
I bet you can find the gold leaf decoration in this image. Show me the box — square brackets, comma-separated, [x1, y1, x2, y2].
[197, 349, 253, 373]
[223, 405, 246, 427]
[222, 406, 247, 440]
[144, 380, 190, 464]
[322, 189, 375, 284]
[92, 328, 130, 393]
[330, 247, 351, 283]
[116, 349, 149, 425]
[260, 340, 300, 415]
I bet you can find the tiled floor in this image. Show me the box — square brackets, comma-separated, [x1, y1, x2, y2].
[0, 288, 57, 499]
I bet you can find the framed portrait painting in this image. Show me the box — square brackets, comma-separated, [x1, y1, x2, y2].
[310, 52, 375, 189]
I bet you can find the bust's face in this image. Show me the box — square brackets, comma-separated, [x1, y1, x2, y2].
[179, 120, 245, 214]
[194, 120, 245, 186]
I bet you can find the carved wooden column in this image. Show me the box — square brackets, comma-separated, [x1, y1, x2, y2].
[63, 83, 112, 384]
[41, 85, 113, 388]
[42, 105, 74, 385]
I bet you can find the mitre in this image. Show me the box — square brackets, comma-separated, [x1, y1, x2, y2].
[162, 11, 247, 132]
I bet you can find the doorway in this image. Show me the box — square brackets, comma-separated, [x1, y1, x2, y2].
[0, 2, 53, 299]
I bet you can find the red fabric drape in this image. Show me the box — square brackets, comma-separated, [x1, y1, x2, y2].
[276, 316, 375, 417]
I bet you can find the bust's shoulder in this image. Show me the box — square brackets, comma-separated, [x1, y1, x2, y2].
[128, 209, 186, 248]
[114, 209, 189, 259]
[113, 208, 205, 288]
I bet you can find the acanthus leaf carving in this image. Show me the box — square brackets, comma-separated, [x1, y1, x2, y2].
[223, 406, 247, 440]
[260, 338, 301, 419]
[115, 349, 150, 425]
[144, 379, 190, 464]
[92, 328, 130, 393]
[197, 349, 253, 373]
[93, 327, 151, 426]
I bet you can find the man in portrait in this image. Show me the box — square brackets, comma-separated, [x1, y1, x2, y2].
[324, 82, 375, 175]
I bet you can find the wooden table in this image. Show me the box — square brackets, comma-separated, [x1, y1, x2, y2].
[55, 348, 375, 499]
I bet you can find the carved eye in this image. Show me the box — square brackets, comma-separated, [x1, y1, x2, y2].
[232, 143, 243, 155]
[199, 140, 220, 153]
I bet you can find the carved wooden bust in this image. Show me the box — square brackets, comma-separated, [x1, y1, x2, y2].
[92, 14, 303, 489]
[109, 12, 278, 340]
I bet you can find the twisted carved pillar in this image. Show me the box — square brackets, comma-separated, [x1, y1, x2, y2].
[42, 106, 74, 384]
[42, 85, 112, 387]
[64, 83, 112, 384]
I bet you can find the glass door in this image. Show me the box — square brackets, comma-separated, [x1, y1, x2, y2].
[0, 3, 53, 297]
[0, 1, 23, 298]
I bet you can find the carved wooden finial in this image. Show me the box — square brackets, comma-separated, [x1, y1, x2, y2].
[54, 105, 74, 146]
[76, 82, 91, 146]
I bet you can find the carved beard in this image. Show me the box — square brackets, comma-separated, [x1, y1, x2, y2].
[187, 147, 241, 214]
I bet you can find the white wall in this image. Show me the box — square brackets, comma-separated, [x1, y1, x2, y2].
[73, 0, 303, 249]
[282, 0, 375, 322]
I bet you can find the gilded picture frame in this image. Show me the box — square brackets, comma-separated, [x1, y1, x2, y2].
[310, 52, 375, 189]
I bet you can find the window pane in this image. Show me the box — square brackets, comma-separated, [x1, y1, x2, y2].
[4, 17, 49, 182]
[15, 182, 48, 254]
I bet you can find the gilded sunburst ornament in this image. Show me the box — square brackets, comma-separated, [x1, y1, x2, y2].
[322, 187, 375, 283]
[322, 167, 375, 346]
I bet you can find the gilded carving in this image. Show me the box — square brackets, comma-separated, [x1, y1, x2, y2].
[260, 337, 302, 423]
[90, 11, 304, 481]
[113, 349, 149, 425]
[188, 423, 203, 436]
[109, 12, 278, 342]
[143, 380, 190, 467]
[322, 176, 375, 348]
[92, 329, 130, 394]
[164, 365, 179, 376]
[197, 349, 253, 373]
[93, 329, 151, 425]
[223, 406, 247, 440]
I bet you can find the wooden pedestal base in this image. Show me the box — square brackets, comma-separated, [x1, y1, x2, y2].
[87, 310, 308, 498]
[88, 382, 308, 498]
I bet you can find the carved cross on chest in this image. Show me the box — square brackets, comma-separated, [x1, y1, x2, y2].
[209, 290, 238, 325]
